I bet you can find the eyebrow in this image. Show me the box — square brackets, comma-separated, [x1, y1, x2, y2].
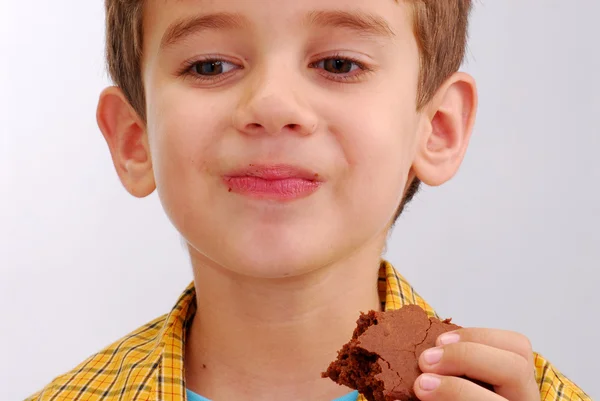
[159, 9, 395, 51]
[305, 10, 396, 38]
[160, 12, 249, 50]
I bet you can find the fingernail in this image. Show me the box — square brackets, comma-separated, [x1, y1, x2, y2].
[422, 347, 443, 365]
[419, 374, 442, 391]
[439, 332, 460, 345]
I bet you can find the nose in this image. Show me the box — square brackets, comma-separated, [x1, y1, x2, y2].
[232, 68, 318, 137]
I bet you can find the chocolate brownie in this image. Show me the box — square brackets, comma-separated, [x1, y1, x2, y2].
[322, 305, 493, 401]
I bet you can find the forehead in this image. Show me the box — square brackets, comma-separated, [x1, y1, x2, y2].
[143, 0, 413, 49]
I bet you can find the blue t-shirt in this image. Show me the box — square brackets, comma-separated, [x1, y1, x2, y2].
[186, 388, 359, 401]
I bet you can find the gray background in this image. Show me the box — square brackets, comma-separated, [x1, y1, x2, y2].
[1, 1, 597, 399]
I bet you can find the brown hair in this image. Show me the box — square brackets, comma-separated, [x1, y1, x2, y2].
[104, 0, 472, 220]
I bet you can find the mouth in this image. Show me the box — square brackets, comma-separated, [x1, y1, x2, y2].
[223, 164, 323, 201]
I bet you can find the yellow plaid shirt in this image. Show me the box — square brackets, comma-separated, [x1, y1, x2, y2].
[26, 261, 590, 401]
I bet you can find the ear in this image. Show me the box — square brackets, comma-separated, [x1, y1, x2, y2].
[412, 72, 478, 187]
[96, 86, 155, 198]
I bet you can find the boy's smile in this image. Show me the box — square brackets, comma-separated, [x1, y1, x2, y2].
[223, 164, 324, 201]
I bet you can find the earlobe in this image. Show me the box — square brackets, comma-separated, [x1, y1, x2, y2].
[413, 72, 478, 187]
[96, 86, 155, 198]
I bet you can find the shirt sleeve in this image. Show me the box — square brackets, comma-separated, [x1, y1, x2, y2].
[534, 352, 591, 401]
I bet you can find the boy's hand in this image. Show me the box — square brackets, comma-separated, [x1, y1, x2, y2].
[412, 328, 541, 401]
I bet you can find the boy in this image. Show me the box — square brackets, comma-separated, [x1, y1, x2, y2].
[26, 0, 590, 400]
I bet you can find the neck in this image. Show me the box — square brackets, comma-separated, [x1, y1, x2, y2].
[184, 238, 385, 401]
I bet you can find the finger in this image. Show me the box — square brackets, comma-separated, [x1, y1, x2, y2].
[419, 342, 538, 400]
[413, 374, 505, 401]
[436, 328, 533, 362]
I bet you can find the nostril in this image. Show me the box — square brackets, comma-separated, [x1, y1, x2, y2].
[287, 124, 299, 130]
[248, 123, 262, 131]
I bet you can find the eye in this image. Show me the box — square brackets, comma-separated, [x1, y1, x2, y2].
[315, 58, 362, 74]
[191, 60, 238, 76]
[309, 55, 372, 83]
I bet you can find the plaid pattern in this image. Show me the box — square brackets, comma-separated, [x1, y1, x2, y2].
[26, 260, 590, 401]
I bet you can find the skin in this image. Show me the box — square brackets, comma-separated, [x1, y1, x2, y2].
[96, 0, 538, 400]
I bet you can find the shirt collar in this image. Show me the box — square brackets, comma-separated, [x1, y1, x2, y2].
[150, 260, 437, 400]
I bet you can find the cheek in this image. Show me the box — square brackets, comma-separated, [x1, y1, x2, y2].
[329, 100, 420, 221]
[317, 63, 421, 219]
[145, 87, 229, 215]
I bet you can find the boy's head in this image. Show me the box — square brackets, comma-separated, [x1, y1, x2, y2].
[97, 0, 477, 278]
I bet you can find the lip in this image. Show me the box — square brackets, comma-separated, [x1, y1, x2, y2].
[223, 164, 323, 201]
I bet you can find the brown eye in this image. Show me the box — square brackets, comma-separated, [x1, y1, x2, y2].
[192, 60, 236, 76]
[194, 61, 223, 75]
[322, 59, 355, 74]
[310, 56, 369, 83]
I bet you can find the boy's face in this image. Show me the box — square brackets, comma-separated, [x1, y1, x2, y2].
[141, 0, 423, 277]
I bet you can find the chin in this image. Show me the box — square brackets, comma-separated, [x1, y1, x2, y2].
[227, 231, 334, 279]
[177, 200, 387, 280]
[187, 223, 342, 280]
